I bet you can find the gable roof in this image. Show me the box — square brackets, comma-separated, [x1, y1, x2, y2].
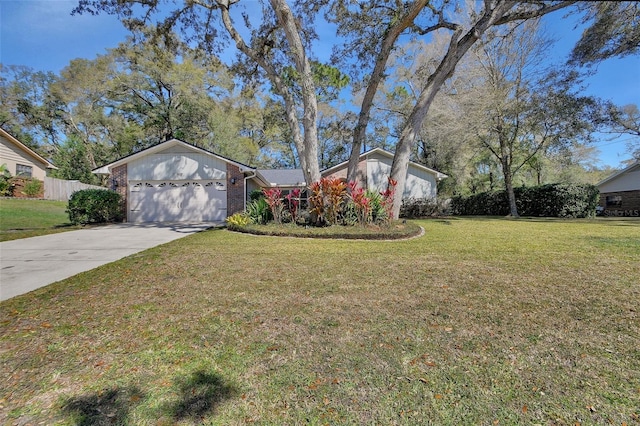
[256, 169, 306, 187]
[596, 160, 640, 188]
[0, 127, 57, 170]
[321, 147, 447, 179]
[92, 139, 255, 175]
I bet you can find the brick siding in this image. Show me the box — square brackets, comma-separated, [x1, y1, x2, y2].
[227, 163, 245, 216]
[599, 190, 640, 217]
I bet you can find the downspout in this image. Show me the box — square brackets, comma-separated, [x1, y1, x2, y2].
[243, 170, 257, 211]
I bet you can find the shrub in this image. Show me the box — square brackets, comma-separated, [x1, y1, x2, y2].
[347, 180, 371, 226]
[225, 212, 250, 230]
[379, 177, 397, 224]
[246, 198, 272, 225]
[309, 177, 347, 225]
[450, 184, 599, 218]
[249, 189, 265, 202]
[367, 190, 387, 223]
[0, 164, 14, 196]
[286, 188, 302, 224]
[400, 198, 448, 218]
[263, 188, 284, 224]
[22, 178, 43, 198]
[67, 189, 123, 225]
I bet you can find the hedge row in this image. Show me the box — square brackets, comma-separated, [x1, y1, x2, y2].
[450, 184, 599, 218]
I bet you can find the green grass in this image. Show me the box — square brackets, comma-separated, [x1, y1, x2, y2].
[0, 198, 76, 241]
[1, 217, 639, 425]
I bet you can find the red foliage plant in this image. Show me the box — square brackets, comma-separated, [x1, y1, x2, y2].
[348, 180, 371, 225]
[262, 188, 284, 224]
[309, 177, 347, 225]
[380, 177, 397, 222]
[286, 188, 301, 223]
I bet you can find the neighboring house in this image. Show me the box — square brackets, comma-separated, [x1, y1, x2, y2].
[0, 127, 57, 180]
[597, 160, 640, 217]
[93, 140, 448, 223]
[321, 147, 447, 200]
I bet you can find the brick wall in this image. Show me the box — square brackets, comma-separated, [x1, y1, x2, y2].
[112, 164, 128, 220]
[227, 164, 245, 216]
[599, 189, 640, 217]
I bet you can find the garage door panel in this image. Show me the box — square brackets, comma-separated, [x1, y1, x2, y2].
[129, 180, 227, 222]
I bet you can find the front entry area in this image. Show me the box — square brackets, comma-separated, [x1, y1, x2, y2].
[128, 180, 227, 222]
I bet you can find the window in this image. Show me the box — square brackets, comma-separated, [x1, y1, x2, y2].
[16, 164, 32, 177]
[605, 195, 622, 207]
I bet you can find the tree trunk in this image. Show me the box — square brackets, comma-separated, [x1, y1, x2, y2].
[347, 0, 428, 183]
[270, 0, 321, 184]
[388, 0, 571, 219]
[219, 0, 321, 185]
[502, 159, 520, 217]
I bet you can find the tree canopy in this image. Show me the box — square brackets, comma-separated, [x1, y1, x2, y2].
[1, 0, 637, 214]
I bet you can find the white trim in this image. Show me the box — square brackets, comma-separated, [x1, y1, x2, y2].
[92, 139, 255, 175]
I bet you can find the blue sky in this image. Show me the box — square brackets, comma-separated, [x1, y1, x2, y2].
[1, 0, 638, 169]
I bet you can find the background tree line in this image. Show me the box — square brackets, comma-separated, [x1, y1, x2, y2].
[1, 1, 638, 217]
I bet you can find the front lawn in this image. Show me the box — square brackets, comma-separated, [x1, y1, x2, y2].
[1, 218, 638, 425]
[0, 198, 76, 241]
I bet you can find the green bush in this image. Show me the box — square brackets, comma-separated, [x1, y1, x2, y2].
[22, 178, 43, 198]
[67, 189, 124, 225]
[249, 189, 265, 202]
[366, 190, 388, 223]
[0, 164, 13, 196]
[246, 197, 272, 225]
[450, 184, 599, 218]
[400, 198, 447, 218]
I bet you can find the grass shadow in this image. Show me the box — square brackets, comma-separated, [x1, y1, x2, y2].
[62, 386, 145, 426]
[168, 370, 238, 421]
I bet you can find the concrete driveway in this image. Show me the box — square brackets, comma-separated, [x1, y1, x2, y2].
[0, 223, 219, 301]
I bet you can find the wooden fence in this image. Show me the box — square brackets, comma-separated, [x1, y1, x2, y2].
[44, 177, 107, 201]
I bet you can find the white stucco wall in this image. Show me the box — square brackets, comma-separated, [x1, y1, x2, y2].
[365, 152, 438, 199]
[128, 148, 227, 181]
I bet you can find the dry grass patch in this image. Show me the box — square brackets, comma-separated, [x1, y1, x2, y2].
[1, 218, 638, 425]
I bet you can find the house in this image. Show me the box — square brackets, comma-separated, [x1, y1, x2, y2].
[0, 127, 57, 180]
[321, 147, 447, 200]
[93, 139, 264, 222]
[93, 140, 447, 223]
[597, 160, 640, 217]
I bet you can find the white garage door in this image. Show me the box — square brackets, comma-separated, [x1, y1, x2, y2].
[129, 180, 227, 222]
